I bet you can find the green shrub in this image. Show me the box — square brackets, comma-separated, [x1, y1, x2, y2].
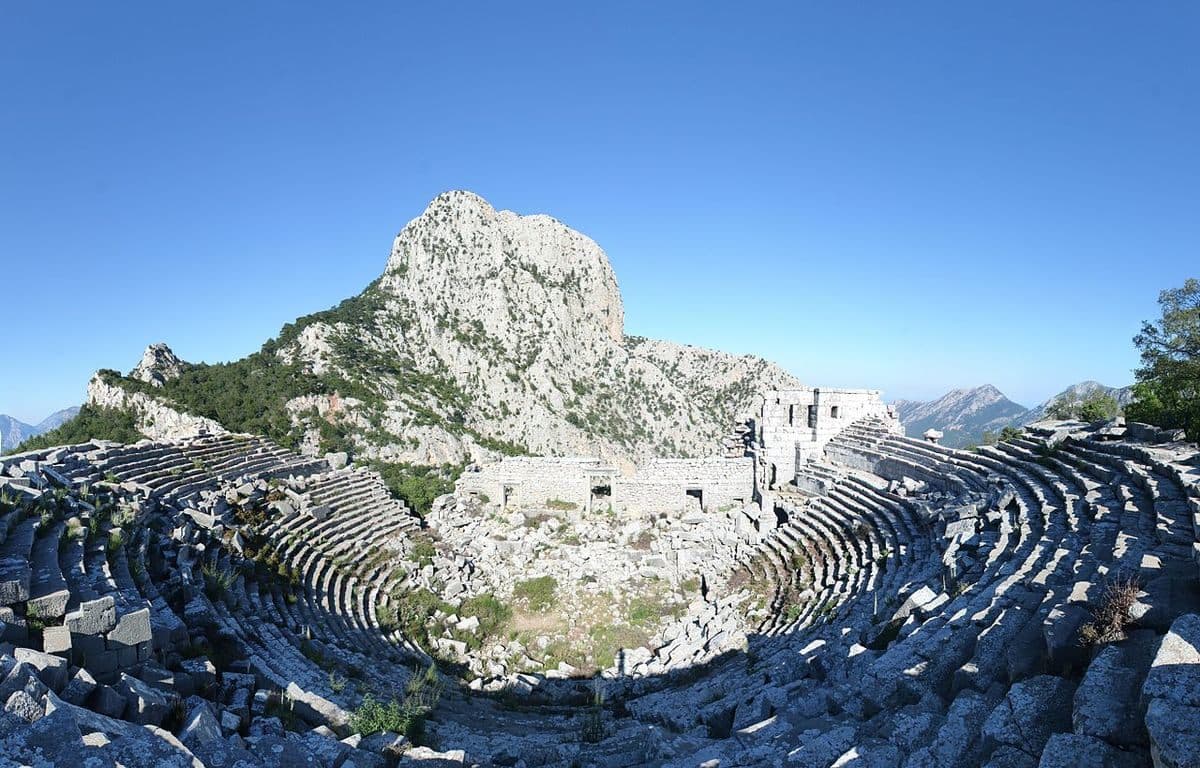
[392, 588, 452, 648]
[370, 462, 460, 516]
[512, 576, 557, 612]
[349, 666, 442, 740]
[407, 540, 436, 568]
[457, 593, 511, 642]
[12, 404, 143, 454]
[545, 498, 577, 511]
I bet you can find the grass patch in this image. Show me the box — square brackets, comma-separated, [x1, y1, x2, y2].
[512, 576, 557, 612]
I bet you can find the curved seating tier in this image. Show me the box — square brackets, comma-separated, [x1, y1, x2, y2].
[0, 420, 1196, 768]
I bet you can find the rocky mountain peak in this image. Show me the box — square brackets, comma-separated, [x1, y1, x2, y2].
[381, 190, 624, 345]
[130, 343, 187, 387]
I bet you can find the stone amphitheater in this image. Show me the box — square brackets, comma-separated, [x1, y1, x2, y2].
[0, 388, 1198, 768]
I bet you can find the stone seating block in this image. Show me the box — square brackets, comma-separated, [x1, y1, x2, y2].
[106, 607, 152, 649]
[1142, 613, 1200, 707]
[65, 595, 117, 635]
[41, 625, 71, 655]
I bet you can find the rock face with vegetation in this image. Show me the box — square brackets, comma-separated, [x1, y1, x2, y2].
[85, 191, 800, 468]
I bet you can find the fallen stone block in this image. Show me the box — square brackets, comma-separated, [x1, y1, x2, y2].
[13, 647, 68, 692]
[60, 666, 98, 706]
[180, 696, 223, 748]
[114, 671, 173, 725]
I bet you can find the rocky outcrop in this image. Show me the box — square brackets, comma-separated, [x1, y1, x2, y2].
[130, 343, 187, 387]
[87, 373, 225, 441]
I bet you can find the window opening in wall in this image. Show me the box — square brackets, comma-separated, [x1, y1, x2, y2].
[502, 485, 514, 509]
[685, 487, 704, 510]
[807, 404, 818, 428]
[831, 405, 840, 419]
[788, 404, 795, 425]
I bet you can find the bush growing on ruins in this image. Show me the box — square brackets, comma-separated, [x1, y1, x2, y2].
[370, 461, 460, 517]
[1080, 574, 1141, 646]
[12, 404, 144, 454]
[1127, 278, 1200, 441]
[393, 588, 453, 648]
[349, 666, 442, 741]
[456, 593, 511, 647]
[512, 576, 558, 612]
[407, 540, 437, 568]
[545, 498, 577, 511]
[202, 562, 238, 600]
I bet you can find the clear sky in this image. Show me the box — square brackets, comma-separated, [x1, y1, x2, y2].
[2, 3, 1197, 423]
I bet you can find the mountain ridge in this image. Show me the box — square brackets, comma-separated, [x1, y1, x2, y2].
[894, 381, 1134, 447]
[0, 406, 81, 452]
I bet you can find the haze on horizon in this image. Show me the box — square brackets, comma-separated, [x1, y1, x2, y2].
[2, 3, 1197, 424]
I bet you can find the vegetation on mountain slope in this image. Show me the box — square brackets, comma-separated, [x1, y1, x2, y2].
[10, 404, 144, 453]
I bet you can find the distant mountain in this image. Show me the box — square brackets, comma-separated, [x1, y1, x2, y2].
[894, 381, 1134, 448]
[0, 406, 80, 453]
[893, 385, 1029, 448]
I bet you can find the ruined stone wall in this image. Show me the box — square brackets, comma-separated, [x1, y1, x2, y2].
[456, 455, 753, 515]
[456, 457, 616, 511]
[758, 387, 899, 486]
[616, 457, 753, 513]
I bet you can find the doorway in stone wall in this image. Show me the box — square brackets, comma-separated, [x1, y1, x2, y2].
[685, 487, 704, 511]
[590, 480, 612, 513]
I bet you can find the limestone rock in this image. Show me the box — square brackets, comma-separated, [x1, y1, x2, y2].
[130, 343, 187, 387]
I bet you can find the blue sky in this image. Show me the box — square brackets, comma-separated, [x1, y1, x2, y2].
[2, 3, 1197, 423]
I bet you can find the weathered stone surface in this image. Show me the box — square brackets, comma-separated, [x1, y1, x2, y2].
[1142, 613, 1200, 707]
[65, 595, 117, 635]
[1037, 732, 1146, 768]
[179, 696, 223, 748]
[106, 607, 152, 648]
[60, 667, 98, 706]
[1073, 632, 1155, 748]
[1145, 698, 1200, 768]
[982, 675, 1077, 756]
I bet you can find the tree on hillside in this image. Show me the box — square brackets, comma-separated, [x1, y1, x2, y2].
[1126, 278, 1200, 441]
[1046, 392, 1121, 422]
